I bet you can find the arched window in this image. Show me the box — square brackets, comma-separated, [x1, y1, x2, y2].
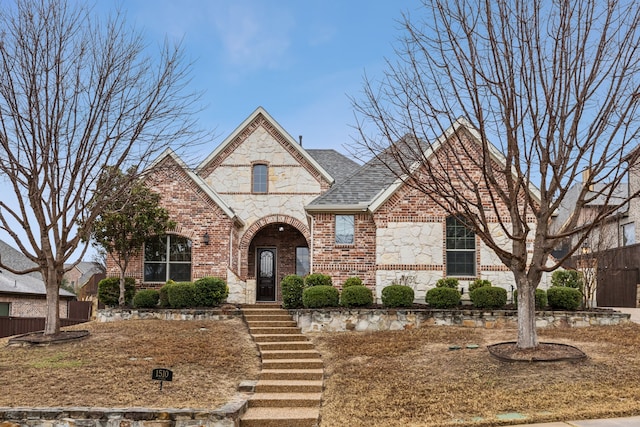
[445, 216, 476, 276]
[144, 235, 192, 282]
[252, 164, 268, 193]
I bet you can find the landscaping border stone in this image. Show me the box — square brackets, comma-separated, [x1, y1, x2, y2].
[289, 307, 630, 332]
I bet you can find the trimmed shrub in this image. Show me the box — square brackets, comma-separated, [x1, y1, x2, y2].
[194, 277, 228, 307]
[167, 282, 196, 308]
[340, 285, 373, 307]
[302, 285, 339, 308]
[470, 286, 507, 309]
[305, 273, 333, 287]
[547, 286, 582, 310]
[436, 277, 459, 289]
[426, 287, 461, 309]
[342, 276, 363, 288]
[469, 279, 492, 292]
[98, 277, 136, 306]
[281, 275, 305, 309]
[551, 270, 582, 289]
[159, 280, 176, 308]
[514, 289, 548, 309]
[382, 285, 415, 308]
[133, 289, 160, 308]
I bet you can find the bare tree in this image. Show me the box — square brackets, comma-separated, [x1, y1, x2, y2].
[0, 0, 202, 335]
[352, 0, 640, 348]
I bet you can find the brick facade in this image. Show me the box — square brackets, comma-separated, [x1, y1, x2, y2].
[108, 109, 545, 304]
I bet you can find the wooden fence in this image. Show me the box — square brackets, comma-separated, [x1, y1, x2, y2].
[0, 301, 93, 338]
[0, 317, 88, 338]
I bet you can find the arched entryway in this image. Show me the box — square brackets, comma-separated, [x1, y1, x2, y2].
[241, 216, 310, 302]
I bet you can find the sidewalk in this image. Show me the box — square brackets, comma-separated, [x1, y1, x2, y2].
[518, 416, 640, 426]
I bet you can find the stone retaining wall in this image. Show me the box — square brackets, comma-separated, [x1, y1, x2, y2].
[95, 307, 243, 322]
[291, 308, 631, 332]
[0, 393, 248, 427]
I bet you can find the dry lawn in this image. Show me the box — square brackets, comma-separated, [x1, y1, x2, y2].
[312, 324, 640, 426]
[3, 318, 640, 427]
[0, 318, 260, 409]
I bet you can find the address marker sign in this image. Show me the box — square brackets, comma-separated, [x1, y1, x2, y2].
[152, 368, 173, 390]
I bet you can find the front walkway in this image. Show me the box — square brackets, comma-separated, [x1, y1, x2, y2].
[240, 304, 323, 427]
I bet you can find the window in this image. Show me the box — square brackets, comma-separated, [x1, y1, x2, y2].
[446, 216, 476, 276]
[296, 247, 310, 276]
[0, 302, 9, 317]
[622, 222, 636, 246]
[144, 235, 192, 282]
[252, 164, 268, 193]
[335, 215, 355, 245]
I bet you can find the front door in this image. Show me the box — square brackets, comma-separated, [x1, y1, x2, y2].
[257, 248, 276, 301]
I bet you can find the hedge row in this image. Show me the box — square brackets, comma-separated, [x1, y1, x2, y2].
[282, 274, 415, 309]
[290, 274, 584, 311]
[98, 276, 229, 308]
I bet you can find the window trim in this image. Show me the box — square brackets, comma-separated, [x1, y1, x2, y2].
[144, 235, 192, 283]
[252, 163, 268, 193]
[445, 216, 476, 277]
[335, 214, 355, 245]
[296, 246, 310, 276]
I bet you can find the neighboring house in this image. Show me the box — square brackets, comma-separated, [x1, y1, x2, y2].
[554, 151, 640, 307]
[110, 107, 550, 304]
[63, 261, 106, 298]
[0, 240, 75, 317]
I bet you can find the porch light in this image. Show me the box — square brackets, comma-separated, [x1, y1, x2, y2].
[581, 243, 590, 255]
[203, 232, 210, 245]
[278, 226, 284, 232]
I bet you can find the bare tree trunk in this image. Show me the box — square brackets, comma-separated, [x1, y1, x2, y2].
[118, 270, 127, 307]
[515, 276, 538, 348]
[44, 267, 61, 336]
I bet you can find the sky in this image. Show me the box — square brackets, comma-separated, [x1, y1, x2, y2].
[0, 0, 422, 262]
[98, 0, 422, 160]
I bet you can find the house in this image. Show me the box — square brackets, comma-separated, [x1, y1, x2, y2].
[111, 107, 549, 304]
[555, 151, 640, 307]
[0, 240, 75, 317]
[63, 261, 106, 299]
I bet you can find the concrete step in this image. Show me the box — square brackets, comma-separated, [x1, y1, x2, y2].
[260, 369, 324, 381]
[262, 359, 324, 370]
[258, 341, 314, 351]
[249, 327, 302, 335]
[240, 407, 320, 427]
[252, 334, 308, 343]
[244, 314, 293, 321]
[248, 392, 322, 408]
[260, 350, 320, 360]
[255, 379, 324, 393]
[246, 320, 298, 328]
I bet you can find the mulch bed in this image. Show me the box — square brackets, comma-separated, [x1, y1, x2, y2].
[8, 330, 90, 346]
[487, 341, 587, 362]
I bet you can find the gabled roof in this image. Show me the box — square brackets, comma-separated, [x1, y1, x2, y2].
[307, 117, 542, 213]
[0, 240, 74, 298]
[305, 153, 398, 212]
[147, 149, 244, 226]
[196, 106, 335, 185]
[306, 149, 361, 184]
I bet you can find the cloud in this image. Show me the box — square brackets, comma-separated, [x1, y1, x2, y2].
[211, 2, 295, 72]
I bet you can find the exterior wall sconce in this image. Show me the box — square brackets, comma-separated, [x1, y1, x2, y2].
[203, 232, 210, 245]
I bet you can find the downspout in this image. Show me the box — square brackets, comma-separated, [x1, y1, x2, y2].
[306, 212, 314, 274]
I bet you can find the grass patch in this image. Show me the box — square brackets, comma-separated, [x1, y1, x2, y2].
[312, 323, 640, 426]
[0, 318, 260, 409]
[30, 352, 84, 369]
